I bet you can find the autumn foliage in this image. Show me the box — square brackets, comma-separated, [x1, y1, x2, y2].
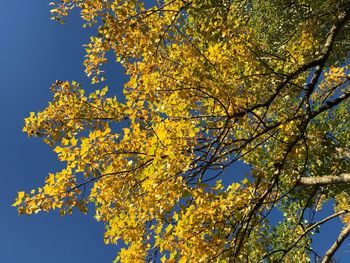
[14, 1, 350, 262]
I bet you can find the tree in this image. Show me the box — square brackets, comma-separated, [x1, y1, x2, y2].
[14, 0, 350, 262]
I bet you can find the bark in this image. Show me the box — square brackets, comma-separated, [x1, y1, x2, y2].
[298, 173, 350, 186]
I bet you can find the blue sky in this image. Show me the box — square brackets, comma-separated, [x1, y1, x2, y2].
[0, 1, 348, 262]
[0, 1, 121, 262]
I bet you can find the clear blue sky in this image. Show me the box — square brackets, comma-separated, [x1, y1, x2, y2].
[0, 1, 348, 262]
[0, 1, 122, 262]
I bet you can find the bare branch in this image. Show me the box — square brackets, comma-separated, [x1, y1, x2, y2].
[322, 223, 350, 263]
[299, 173, 350, 186]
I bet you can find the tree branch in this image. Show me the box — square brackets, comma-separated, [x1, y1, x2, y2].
[321, 223, 350, 263]
[299, 173, 350, 186]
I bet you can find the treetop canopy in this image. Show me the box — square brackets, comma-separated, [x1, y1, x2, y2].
[15, 1, 350, 262]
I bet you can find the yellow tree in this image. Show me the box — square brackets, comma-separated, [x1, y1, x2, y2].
[14, 0, 350, 262]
